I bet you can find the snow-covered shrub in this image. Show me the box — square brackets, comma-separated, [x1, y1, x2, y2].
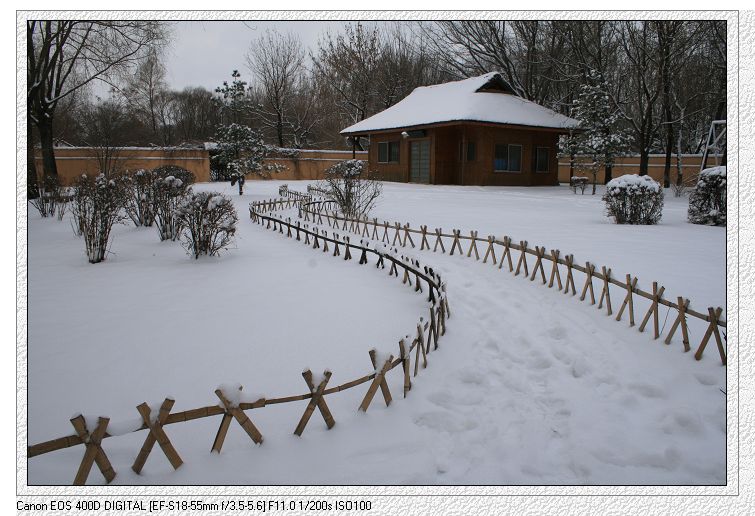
[176, 192, 238, 258]
[570, 176, 589, 195]
[688, 166, 726, 226]
[152, 175, 191, 241]
[30, 174, 63, 218]
[122, 169, 158, 227]
[317, 159, 381, 218]
[603, 174, 664, 225]
[70, 173, 128, 263]
[153, 165, 195, 187]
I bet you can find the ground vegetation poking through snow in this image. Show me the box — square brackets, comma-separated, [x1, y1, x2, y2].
[70, 173, 128, 263]
[688, 166, 726, 226]
[603, 174, 664, 225]
[176, 191, 238, 258]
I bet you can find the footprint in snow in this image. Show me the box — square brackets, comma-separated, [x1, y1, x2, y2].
[627, 382, 667, 399]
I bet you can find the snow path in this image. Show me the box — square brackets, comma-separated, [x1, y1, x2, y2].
[285, 194, 726, 484]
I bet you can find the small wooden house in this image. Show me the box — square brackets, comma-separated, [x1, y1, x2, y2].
[341, 72, 580, 186]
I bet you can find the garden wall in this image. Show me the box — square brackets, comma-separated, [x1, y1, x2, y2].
[257, 149, 368, 181]
[34, 147, 212, 184]
[557, 154, 723, 184]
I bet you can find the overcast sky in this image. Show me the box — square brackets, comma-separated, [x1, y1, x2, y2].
[163, 21, 360, 91]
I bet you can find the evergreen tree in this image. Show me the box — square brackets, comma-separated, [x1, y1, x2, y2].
[211, 123, 285, 195]
[571, 70, 630, 194]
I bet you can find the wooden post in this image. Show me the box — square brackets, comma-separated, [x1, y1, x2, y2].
[598, 267, 613, 315]
[399, 339, 411, 397]
[639, 282, 665, 339]
[404, 224, 415, 248]
[359, 353, 394, 412]
[664, 297, 691, 351]
[430, 228, 444, 253]
[467, 231, 480, 260]
[483, 236, 497, 264]
[694, 307, 726, 365]
[616, 275, 638, 326]
[382, 222, 390, 243]
[212, 386, 264, 453]
[450, 230, 463, 255]
[514, 241, 529, 277]
[548, 249, 563, 290]
[499, 236, 514, 272]
[294, 370, 335, 436]
[420, 226, 430, 250]
[580, 262, 596, 305]
[132, 398, 183, 474]
[70, 416, 115, 485]
[530, 246, 547, 284]
[392, 222, 402, 246]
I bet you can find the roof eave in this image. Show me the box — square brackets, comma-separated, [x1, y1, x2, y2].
[341, 119, 579, 137]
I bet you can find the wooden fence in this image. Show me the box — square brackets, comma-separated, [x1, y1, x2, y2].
[284, 186, 726, 367]
[27, 194, 451, 485]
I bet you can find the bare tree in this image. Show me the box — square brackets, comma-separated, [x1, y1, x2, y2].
[246, 30, 306, 148]
[27, 20, 166, 190]
[123, 48, 167, 140]
[313, 23, 382, 126]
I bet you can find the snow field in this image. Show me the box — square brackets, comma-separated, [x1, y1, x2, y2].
[26, 180, 726, 485]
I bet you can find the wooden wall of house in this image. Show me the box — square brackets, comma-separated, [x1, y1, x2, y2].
[451, 124, 560, 186]
[368, 131, 409, 182]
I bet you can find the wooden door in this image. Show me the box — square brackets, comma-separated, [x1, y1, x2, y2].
[410, 140, 430, 184]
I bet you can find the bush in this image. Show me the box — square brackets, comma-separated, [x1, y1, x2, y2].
[176, 191, 238, 258]
[688, 166, 726, 226]
[152, 165, 195, 187]
[570, 176, 589, 195]
[122, 169, 158, 227]
[30, 174, 63, 218]
[152, 175, 191, 241]
[317, 159, 381, 218]
[603, 174, 664, 225]
[70, 174, 127, 263]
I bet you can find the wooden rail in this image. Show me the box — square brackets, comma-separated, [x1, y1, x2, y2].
[286, 188, 726, 366]
[26, 194, 451, 486]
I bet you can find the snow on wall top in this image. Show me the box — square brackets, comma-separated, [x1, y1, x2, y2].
[341, 72, 580, 135]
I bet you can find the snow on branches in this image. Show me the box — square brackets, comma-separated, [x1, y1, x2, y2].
[603, 174, 664, 225]
[317, 159, 381, 219]
[688, 166, 726, 226]
[566, 69, 631, 194]
[211, 123, 287, 194]
[176, 192, 238, 259]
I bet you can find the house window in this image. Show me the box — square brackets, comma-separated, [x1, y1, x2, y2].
[378, 141, 400, 163]
[467, 142, 476, 161]
[494, 144, 522, 172]
[536, 147, 550, 173]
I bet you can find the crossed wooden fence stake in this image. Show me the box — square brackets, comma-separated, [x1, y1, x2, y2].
[132, 398, 183, 474]
[359, 351, 394, 412]
[70, 415, 116, 485]
[212, 386, 264, 453]
[294, 369, 335, 436]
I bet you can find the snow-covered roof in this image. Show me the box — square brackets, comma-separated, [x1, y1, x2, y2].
[341, 72, 580, 135]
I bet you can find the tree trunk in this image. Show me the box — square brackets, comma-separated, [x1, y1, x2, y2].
[639, 148, 649, 176]
[276, 112, 284, 148]
[27, 116, 39, 199]
[604, 163, 613, 184]
[37, 116, 59, 179]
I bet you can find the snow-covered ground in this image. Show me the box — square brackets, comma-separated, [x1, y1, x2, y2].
[25, 180, 726, 485]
